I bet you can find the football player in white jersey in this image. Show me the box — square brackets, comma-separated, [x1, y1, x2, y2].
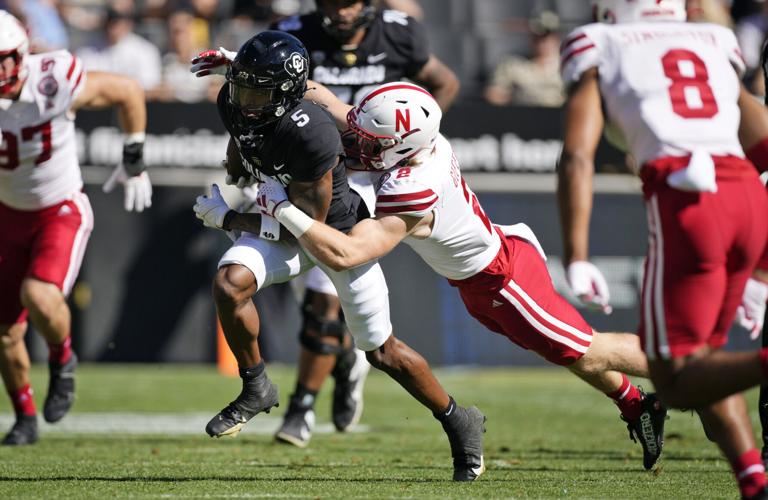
[557, 1, 768, 497]
[0, 10, 152, 445]
[198, 80, 672, 471]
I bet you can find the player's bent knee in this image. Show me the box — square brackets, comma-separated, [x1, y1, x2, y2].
[364, 335, 400, 371]
[20, 279, 62, 315]
[0, 322, 27, 348]
[213, 265, 258, 307]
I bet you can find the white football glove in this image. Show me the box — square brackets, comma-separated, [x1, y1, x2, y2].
[252, 176, 289, 217]
[735, 277, 768, 340]
[190, 47, 236, 77]
[193, 184, 232, 229]
[103, 165, 152, 212]
[566, 260, 612, 314]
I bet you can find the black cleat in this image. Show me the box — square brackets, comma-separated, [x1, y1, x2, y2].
[331, 348, 370, 432]
[275, 394, 315, 448]
[44, 352, 77, 423]
[205, 374, 279, 438]
[441, 406, 487, 482]
[623, 392, 667, 470]
[2, 414, 38, 446]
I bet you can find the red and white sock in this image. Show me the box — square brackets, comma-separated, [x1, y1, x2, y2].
[731, 449, 766, 499]
[606, 373, 643, 421]
[48, 335, 72, 365]
[9, 384, 36, 417]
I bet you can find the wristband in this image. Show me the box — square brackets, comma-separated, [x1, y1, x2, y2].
[275, 202, 315, 237]
[221, 210, 237, 231]
[259, 215, 281, 241]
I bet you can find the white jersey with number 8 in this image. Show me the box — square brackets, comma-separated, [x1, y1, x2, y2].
[560, 22, 746, 167]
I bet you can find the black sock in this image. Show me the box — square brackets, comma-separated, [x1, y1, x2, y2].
[239, 360, 265, 381]
[434, 396, 457, 422]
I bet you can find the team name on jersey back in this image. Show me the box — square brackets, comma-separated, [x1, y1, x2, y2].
[560, 22, 745, 167]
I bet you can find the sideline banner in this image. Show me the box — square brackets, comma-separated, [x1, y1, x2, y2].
[76, 100, 627, 174]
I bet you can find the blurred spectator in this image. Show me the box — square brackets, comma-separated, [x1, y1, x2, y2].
[687, 0, 733, 25]
[730, 0, 764, 23]
[484, 10, 563, 107]
[146, 9, 218, 102]
[78, 8, 162, 90]
[3, 0, 68, 52]
[735, 1, 768, 91]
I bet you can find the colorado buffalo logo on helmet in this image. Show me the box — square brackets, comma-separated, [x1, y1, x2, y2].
[284, 52, 306, 77]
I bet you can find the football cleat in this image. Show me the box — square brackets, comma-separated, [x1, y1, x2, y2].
[1, 414, 38, 446]
[205, 375, 279, 438]
[275, 394, 316, 448]
[331, 348, 370, 432]
[623, 392, 667, 470]
[43, 352, 78, 423]
[441, 406, 487, 482]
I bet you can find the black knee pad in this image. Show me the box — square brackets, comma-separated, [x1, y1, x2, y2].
[299, 291, 347, 355]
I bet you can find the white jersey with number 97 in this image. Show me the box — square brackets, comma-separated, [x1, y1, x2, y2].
[0, 50, 85, 210]
[560, 21, 746, 167]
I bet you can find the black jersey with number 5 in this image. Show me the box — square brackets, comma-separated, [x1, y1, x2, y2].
[217, 87, 362, 232]
[272, 9, 430, 104]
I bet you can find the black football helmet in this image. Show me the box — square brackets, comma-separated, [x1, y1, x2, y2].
[226, 31, 309, 128]
[316, 0, 376, 42]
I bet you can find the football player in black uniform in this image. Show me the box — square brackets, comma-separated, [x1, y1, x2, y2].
[192, 31, 486, 482]
[266, 0, 460, 448]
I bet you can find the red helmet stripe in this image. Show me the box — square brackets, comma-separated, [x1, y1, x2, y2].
[357, 83, 436, 108]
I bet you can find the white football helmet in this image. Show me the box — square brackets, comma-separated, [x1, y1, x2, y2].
[592, 0, 686, 24]
[0, 10, 29, 96]
[345, 82, 442, 171]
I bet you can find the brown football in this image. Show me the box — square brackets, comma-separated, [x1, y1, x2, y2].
[224, 137, 250, 179]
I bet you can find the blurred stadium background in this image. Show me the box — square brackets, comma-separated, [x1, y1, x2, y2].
[1, 0, 764, 364]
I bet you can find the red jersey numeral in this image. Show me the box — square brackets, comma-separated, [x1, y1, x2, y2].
[662, 49, 719, 119]
[460, 177, 492, 234]
[0, 132, 19, 170]
[0, 120, 53, 170]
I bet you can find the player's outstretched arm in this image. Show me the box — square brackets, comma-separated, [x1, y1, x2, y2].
[249, 176, 416, 270]
[73, 71, 152, 212]
[557, 68, 612, 313]
[413, 55, 460, 112]
[305, 80, 353, 130]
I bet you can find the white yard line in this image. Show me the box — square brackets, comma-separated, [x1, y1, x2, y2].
[0, 413, 370, 435]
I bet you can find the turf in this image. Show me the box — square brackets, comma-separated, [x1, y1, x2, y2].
[0, 364, 756, 498]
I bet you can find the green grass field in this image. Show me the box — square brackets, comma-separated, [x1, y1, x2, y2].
[0, 364, 756, 498]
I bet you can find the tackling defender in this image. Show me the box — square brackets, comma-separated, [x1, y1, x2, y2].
[0, 10, 152, 445]
[204, 80, 670, 471]
[192, 31, 485, 482]
[557, 1, 768, 497]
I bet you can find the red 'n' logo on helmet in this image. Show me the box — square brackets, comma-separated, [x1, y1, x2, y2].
[395, 108, 410, 132]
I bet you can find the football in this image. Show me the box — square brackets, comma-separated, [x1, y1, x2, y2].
[224, 137, 250, 180]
